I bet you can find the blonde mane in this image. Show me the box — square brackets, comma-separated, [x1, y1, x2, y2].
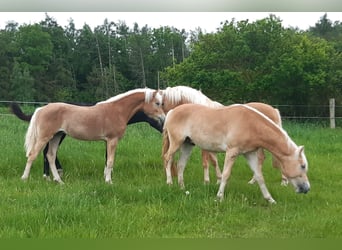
[163, 86, 221, 107]
[97, 88, 157, 104]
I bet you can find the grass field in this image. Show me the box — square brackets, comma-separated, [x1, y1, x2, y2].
[0, 111, 341, 238]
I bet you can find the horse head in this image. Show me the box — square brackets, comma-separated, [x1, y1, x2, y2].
[142, 89, 165, 126]
[280, 146, 310, 194]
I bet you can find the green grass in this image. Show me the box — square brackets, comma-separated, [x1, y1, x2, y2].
[0, 115, 341, 238]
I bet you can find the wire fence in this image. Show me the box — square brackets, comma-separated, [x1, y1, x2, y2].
[1, 100, 342, 127]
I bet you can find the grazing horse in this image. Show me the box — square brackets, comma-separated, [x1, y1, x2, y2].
[21, 88, 165, 184]
[162, 103, 310, 203]
[161, 86, 286, 185]
[10, 103, 163, 178]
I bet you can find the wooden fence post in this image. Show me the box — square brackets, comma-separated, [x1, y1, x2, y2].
[330, 98, 335, 129]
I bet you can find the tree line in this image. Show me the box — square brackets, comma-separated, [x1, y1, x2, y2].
[0, 13, 341, 117]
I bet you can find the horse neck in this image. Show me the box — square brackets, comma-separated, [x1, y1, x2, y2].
[257, 121, 297, 159]
[107, 92, 146, 122]
[163, 99, 187, 113]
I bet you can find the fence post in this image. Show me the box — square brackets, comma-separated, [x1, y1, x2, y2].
[330, 98, 335, 129]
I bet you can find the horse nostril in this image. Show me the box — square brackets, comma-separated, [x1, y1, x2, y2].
[298, 184, 310, 194]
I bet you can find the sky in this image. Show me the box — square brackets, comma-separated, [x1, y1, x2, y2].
[0, 12, 341, 32]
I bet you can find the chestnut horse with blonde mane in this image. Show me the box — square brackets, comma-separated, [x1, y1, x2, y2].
[162, 103, 310, 204]
[21, 88, 165, 184]
[161, 86, 286, 185]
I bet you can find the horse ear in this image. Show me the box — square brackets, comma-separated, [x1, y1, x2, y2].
[298, 146, 304, 156]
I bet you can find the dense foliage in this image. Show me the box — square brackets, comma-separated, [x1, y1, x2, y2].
[0, 13, 341, 117]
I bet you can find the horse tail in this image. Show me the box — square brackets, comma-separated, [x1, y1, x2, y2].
[24, 107, 41, 157]
[162, 128, 178, 177]
[9, 102, 32, 122]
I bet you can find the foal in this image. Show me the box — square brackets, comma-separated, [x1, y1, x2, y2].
[162, 103, 310, 203]
[10, 103, 162, 177]
[21, 88, 165, 183]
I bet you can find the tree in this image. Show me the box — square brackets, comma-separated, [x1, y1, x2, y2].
[9, 62, 35, 101]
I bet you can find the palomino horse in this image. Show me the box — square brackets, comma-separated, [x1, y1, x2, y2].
[161, 86, 286, 185]
[162, 103, 310, 203]
[10, 103, 163, 178]
[21, 88, 165, 184]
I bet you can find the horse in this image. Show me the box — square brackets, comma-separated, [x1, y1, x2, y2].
[162, 103, 310, 204]
[20, 88, 165, 184]
[10, 102, 163, 178]
[160, 86, 286, 185]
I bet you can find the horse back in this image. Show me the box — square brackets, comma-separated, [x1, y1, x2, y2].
[245, 102, 281, 126]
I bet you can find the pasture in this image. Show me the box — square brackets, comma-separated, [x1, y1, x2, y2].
[0, 109, 341, 238]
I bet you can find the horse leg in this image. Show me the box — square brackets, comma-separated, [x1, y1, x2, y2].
[209, 152, 222, 184]
[216, 149, 239, 201]
[46, 134, 64, 184]
[202, 151, 221, 184]
[43, 144, 50, 178]
[201, 151, 210, 184]
[43, 132, 66, 178]
[177, 143, 193, 189]
[104, 138, 118, 184]
[163, 138, 182, 186]
[247, 148, 265, 185]
[272, 155, 288, 186]
[56, 133, 66, 177]
[244, 150, 276, 204]
[21, 140, 47, 180]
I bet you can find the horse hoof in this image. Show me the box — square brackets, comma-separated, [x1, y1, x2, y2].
[267, 198, 277, 204]
[53, 178, 64, 184]
[281, 180, 288, 186]
[216, 193, 224, 202]
[57, 169, 64, 177]
[43, 175, 51, 181]
[248, 178, 256, 185]
[105, 180, 113, 184]
[21, 175, 28, 181]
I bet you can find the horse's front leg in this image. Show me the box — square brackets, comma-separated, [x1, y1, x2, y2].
[216, 149, 238, 201]
[104, 138, 118, 184]
[248, 148, 265, 185]
[245, 150, 276, 204]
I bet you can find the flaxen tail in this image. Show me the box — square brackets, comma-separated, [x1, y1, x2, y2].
[9, 102, 33, 122]
[24, 107, 41, 157]
[162, 129, 177, 177]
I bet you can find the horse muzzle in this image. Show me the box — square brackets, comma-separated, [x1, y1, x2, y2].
[296, 182, 310, 194]
[158, 114, 166, 126]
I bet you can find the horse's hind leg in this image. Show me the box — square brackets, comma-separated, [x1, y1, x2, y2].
[177, 143, 193, 188]
[43, 133, 66, 178]
[46, 133, 65, 184]
[245, 150, 275, 204]
[21, 140, 47, 180]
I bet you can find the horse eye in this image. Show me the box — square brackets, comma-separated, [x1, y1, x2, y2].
[156, 102, 160, 106]
[301, 164, 306, 170]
